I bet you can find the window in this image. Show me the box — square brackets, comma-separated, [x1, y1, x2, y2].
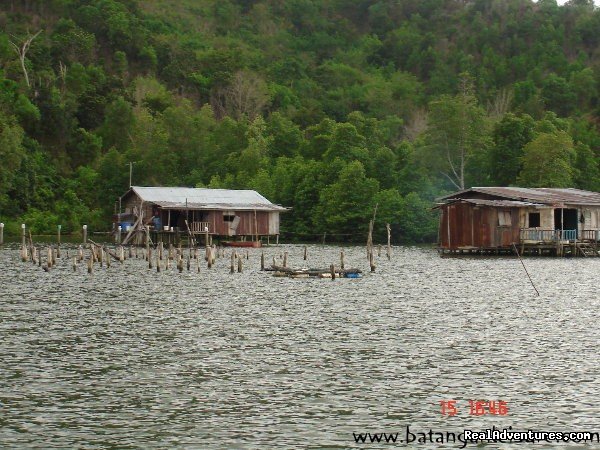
[223, 214, 235, 222]
[528, 212, 541, 228]
[498, 210, 512, 226]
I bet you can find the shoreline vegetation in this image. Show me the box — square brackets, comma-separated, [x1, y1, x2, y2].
[0, 1, 598, 244]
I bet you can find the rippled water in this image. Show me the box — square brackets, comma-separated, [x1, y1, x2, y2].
[1, 243, 599, 449]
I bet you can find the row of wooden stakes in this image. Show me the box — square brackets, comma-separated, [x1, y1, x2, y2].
[17, 242, 390, 276]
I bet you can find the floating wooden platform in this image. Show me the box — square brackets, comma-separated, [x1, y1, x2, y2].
[438, 241, 600, 257]
[270, 264, 362, 278]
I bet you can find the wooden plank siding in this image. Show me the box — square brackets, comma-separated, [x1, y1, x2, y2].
[439, 202, 520, 249]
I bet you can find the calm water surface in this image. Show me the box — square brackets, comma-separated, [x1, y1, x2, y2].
[1, 244, 599, 449]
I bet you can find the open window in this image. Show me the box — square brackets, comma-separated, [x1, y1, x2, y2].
[528, 212, 540, 228]
[223, 214, 235, 222]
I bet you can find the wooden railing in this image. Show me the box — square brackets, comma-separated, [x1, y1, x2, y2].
[191, 221, 210, 233]
[581, 229, 600, 241]
[520, 228, 556, 241]
[520, 228, 577, 242]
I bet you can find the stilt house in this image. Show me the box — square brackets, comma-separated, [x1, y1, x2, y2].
[436, 187, 600, 255]
[116, 186, 287, 245]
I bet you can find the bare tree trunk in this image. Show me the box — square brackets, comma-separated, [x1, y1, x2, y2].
[9, 30, 42, 88]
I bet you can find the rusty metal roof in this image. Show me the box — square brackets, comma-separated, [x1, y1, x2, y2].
[432, 198, 542, 209]
[125, 186, 287, 211]
[439, 187, 600, 206]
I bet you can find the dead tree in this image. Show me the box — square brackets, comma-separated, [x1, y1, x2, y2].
[9, 30, 43, 88]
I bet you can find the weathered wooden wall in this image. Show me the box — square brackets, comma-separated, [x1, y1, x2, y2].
[439, 202, 520, 249]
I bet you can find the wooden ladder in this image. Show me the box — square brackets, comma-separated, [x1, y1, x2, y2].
[576, 242, 598, 257]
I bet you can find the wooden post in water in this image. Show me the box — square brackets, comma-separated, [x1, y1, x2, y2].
[377, 244, 381, 257]
[47, 247, 53, 268]
[187, 256, 190, 271]
[260, 251, 265, 270]
[156, 251, 160, 272]
[82, 225, 87, 244]
[0, 222, 4, 245]
[78, 245, 83, 262]
[57, 225, 61, 258]
[87, 253, 93, 274]
[283, 252, 288, 268]
[21, 224, 27, 261]
[207, 247, 212, 269]
[303, 246, 307, 260]
[330, 264, 335, 280]
[237, 256, 243, 273]
[148, 247, 153, 269]
[366, 220, 373, 260]
[117, 226, 122, 245]
[340, 249, 345, 270]
[370, 251, 376, 272]
[230, 252, 235, 274]
[145, 226, 150, 261]
[386, 223, 391, 260]
[72, 256, 77, 272]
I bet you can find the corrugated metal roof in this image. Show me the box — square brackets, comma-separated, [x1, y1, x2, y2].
[439, 187, 600, 206]
[127, 186, 287, 211]
[456, 198, 542, 207]
[433, 198, 542, 209]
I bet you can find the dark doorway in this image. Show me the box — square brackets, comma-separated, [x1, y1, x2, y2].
[528, 212, 540, 228]
[554, 208, 578, 235]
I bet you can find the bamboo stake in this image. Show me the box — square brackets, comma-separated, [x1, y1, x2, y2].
[57, 225, 61, 258]
[512, 243, 540, 296]
[386, 223, 391, 260]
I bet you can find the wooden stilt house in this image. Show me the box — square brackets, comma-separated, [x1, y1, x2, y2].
[116, 186, 287, 245]
[436, 187, 600, 256]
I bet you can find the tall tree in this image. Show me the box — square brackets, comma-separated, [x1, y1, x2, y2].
[421, 74, 491, 189]
[489, 113, 535, 186]
[518, 131, 576, 188]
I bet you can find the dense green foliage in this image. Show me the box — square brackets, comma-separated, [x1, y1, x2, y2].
[1, 0, 599, 241]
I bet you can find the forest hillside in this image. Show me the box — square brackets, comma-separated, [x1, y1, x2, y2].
[0, 0, 599, 242]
